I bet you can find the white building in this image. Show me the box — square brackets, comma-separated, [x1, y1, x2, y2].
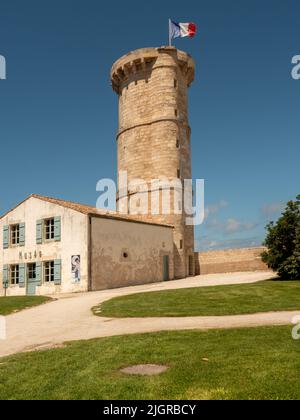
[0, 194, 174, 296]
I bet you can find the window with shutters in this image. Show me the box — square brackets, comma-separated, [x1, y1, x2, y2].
[10, 265, 19, 285]
[44, 261, 55, 283]
[44, 218, 55, 240]
[11, 224, 20, 246]
[37, 217, 61, 244]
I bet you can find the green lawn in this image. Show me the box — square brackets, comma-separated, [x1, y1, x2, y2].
[0, 326, 300, 400]
[95, 280, 300, 318]
[0, 296, 52, 316]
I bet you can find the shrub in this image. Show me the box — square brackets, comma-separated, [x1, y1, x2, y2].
[262, 195, 300, 280]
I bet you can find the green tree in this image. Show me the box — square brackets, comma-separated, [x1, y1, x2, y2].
[262, 195, 300, 280]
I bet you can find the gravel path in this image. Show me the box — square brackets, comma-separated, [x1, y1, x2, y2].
[1, 271, 296, 358]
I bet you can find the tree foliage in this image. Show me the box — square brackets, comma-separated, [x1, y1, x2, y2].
[262, 195, 300, 279]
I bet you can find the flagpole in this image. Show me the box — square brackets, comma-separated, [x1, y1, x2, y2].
[169, 19, 172, 46]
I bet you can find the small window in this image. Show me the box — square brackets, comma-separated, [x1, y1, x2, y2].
[10, 265, 19, 285]
[44, 218, 55, 240]
[176, 139, 180, 149]
[174, 79, 177, 88]
[28, 263, 36, 280]
[180, 240, 183, 250]
[44, 261, 55, 283]
[175, 109, 178, 117]
[123, 252, 129, 259]
[11, 224, 20, 245]
[177, 169, 181, 179]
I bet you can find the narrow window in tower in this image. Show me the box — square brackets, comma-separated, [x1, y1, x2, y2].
[180, 240, 183, 250]
[174, 79, 177, 88]
[175, 109, 178, 117]
[186, 127, 190, 142]
[176, 139, 180, 149]
[177, 169, 181, 179]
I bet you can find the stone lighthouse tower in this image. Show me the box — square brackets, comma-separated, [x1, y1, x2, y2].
[111, 46, 195, 279]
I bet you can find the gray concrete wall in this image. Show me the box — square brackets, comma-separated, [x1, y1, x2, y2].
[91, 216, 174, 290]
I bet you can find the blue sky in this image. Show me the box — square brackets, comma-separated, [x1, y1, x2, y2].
[0, 0, 299, 251]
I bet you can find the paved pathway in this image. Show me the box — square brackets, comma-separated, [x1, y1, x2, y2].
[1, 271, 297, 358]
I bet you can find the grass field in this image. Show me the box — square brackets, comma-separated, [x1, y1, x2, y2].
[94, 280, 300, 318]
[0, 326, 300, 400]
[0, 296, 52, 316]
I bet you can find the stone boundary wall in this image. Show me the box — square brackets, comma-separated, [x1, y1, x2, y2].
[195, 247, 270, 275]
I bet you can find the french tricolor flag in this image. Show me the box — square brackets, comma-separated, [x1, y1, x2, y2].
[169, 20, 197, 41]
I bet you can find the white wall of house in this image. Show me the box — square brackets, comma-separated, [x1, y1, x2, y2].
[0, 197, 89, 296]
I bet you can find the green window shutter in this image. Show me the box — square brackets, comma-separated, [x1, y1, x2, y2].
[36, 220, 43, 244]
[54, 259, 62, 285]
[3, 225, 9, 249]
[36, 262, 42, 286]
[54, 217, 61, 242]
[19, 264, 26, 288]
[3, 265, 9, 286]
[19, 223, 25, 246]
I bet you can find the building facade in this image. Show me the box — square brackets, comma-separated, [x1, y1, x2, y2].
[0, 195, 174, 296]
[111, 47, 196, 279]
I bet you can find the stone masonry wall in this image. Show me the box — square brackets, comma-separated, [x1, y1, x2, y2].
[111, 47, 196, 279]
[195, 247, 270, 275]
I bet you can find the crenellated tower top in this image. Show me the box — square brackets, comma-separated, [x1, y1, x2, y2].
[111, 46, 195, 95]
